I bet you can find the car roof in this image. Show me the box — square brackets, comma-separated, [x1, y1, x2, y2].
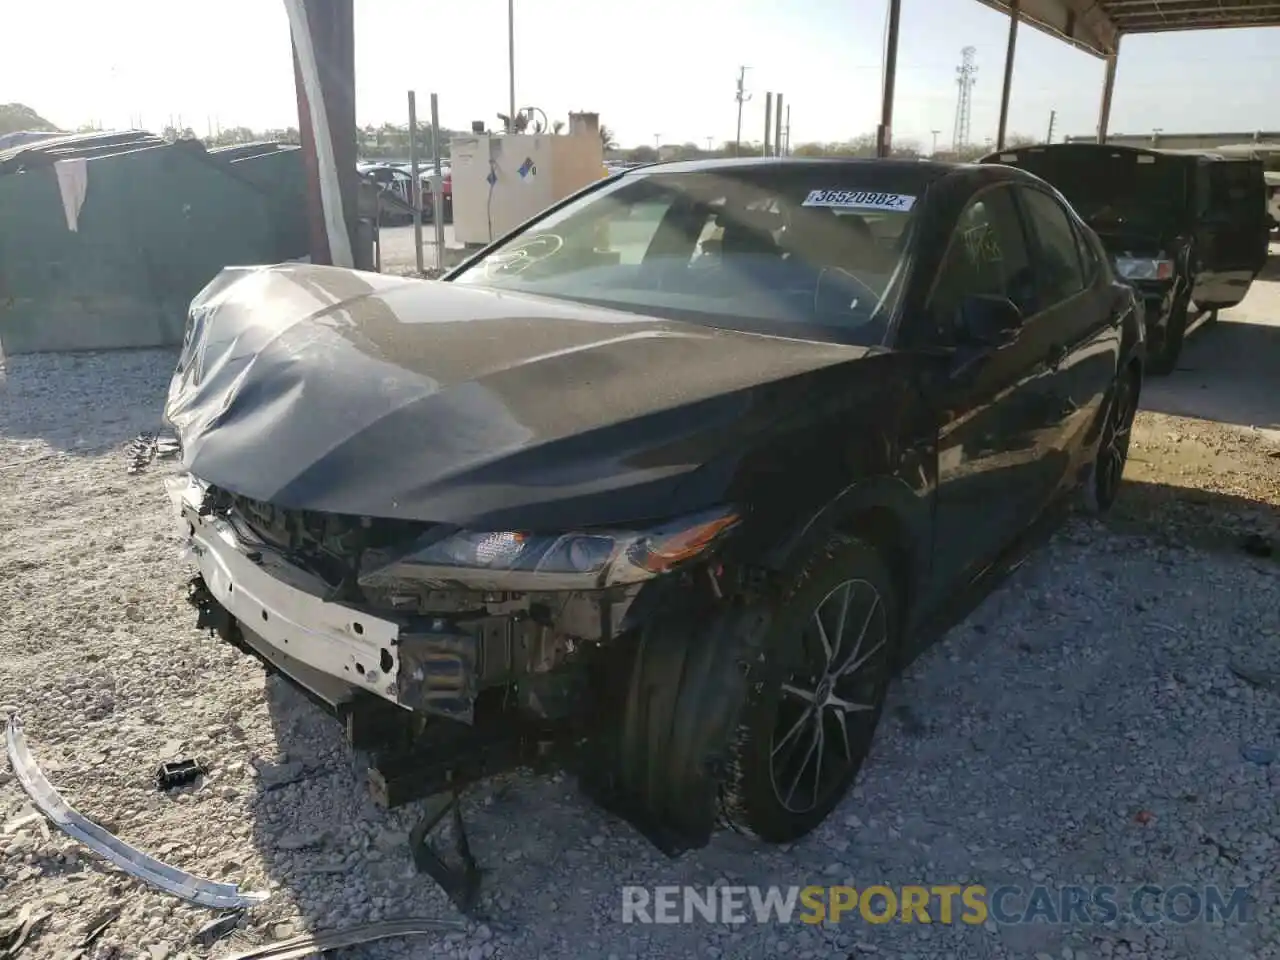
[618, 156, 965, 176]
[981, 142, 1191, 162]
[616, 156, 1045, 198]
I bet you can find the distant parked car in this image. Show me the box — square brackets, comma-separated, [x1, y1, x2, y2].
[361, 163, 453, 224]
[982, 143, 1271, 374]
[417, 167, 453, 223]
[361, 164, 416, 224]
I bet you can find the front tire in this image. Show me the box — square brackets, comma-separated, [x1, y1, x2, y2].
[721, 534, 900, 843]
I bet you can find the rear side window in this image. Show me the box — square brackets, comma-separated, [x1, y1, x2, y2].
[1018, 188, 1086, 306]
[1072, 220, 1102, 285]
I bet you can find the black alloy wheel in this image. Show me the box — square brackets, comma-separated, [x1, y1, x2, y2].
[722, 534, 900, 842]
[1082, 368, 1139, 514]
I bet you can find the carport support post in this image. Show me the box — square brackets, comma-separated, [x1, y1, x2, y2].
[875, 0, 902, 158]
[996, 0, 1019, 151]
[774, 93, 784, 157]
[763, 93, 773, 156]
[284, 0, 359, 268]
[1097, 38, 1120, 144]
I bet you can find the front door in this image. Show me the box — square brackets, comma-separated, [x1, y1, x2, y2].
[924, 185, 1067, 597]
[1192, 158, 1270, 310]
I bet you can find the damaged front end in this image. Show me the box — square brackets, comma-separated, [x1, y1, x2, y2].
[172, 473, 738, 722]
[169, 472, 759, 854]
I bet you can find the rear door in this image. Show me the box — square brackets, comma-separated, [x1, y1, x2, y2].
[1192, 158, 1270, 309]
[926, 185, 1066, 594]
[1013, 185, 1121, 486]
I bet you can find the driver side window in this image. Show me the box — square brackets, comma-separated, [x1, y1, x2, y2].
[927, 186, 1034, 345]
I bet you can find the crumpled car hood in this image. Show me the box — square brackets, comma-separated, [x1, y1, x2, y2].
[165, 264, 868, 528]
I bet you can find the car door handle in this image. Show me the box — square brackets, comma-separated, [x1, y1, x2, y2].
[1047, 344, 1068, 368]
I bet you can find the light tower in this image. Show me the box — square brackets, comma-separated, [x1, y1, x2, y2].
[953, 46, 977, 152]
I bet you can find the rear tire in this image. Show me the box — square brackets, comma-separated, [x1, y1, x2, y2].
[721, 534, 900, 843]
[1146, 295, 1188, 376]
[1079, 367, 1139, 515]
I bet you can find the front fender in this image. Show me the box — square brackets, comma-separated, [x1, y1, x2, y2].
[758, 473, 931, 601]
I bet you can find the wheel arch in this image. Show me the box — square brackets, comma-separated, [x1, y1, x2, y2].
[756, 476, 928, 615]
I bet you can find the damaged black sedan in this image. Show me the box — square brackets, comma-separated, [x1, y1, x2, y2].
[166, 158, 1144, 866]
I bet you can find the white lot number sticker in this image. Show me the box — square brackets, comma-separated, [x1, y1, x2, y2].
[802, 189, 916, 212]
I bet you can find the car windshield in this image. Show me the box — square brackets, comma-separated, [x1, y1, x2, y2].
[1005, 149, 1188, 233]
[448, 165, 927, 343]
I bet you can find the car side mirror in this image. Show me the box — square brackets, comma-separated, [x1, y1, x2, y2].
[956, 295, 1022, 349]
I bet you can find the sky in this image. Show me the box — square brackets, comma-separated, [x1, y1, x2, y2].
[3, 0, 1278, 151]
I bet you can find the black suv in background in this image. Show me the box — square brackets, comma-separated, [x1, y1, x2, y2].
[981, 143, 1271, 373]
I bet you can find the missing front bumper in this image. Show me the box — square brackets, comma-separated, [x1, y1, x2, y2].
[173, 475, 481, 722]
[4, 712, 268, 910]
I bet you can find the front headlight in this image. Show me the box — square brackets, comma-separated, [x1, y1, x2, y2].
[358, 506, 741, 591]
[1114, 256, 1174, 281]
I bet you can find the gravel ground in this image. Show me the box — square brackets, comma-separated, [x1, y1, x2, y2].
[1, 348, 1278, 960]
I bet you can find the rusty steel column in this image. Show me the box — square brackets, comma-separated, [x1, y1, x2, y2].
[285, 0, 359, 268]
[996, 0, 1019, 150]
[875, 0, 902, 158]
[1097, 38, 1121, 145]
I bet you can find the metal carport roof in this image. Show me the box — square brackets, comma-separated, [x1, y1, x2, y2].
[873, 0, 1280, 158]
[974, 0, 1280, 58]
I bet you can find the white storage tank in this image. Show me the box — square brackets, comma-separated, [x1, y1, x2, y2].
[450, 128, 605, 246]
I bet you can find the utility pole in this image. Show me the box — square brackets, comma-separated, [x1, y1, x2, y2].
[734, 66, 751, 157]
[507, 0, 517, 133]
[653, 133, 661, 150]
[931, 129, 940, 154]
[784, 104, 791, 156]
[762, 92, 773, 157]
[773, 93, 784, 157]
[1046, 109, 1056, 144]
[706, 136, 714, 152]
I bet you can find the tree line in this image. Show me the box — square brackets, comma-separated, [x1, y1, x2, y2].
[605, 132, 1040, 164]
[6, 102, 1039, 166]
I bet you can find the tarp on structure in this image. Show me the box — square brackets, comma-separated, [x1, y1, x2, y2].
[210, 143, 310, 262]
[0, 130, 167, 173]
[0, 139, 282, 355]
[0, 131, 62, 152]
